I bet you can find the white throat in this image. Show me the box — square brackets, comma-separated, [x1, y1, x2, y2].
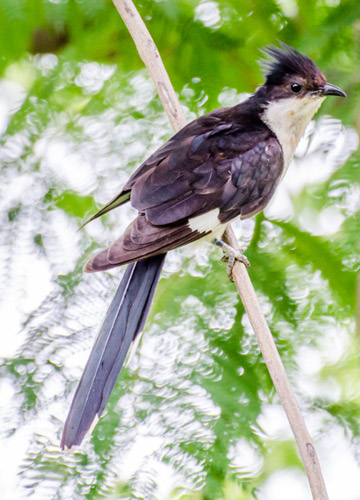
[261, 96, 324, 170]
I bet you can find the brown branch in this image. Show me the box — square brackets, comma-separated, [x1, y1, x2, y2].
[112, 1, 329, 498]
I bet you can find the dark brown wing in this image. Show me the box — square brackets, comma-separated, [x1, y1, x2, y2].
[219, 137, 284, 222]
[85, 214, 202, 271]
[126, 117, 275, 225]
[85, 103, 284, 272]
[81, 108, 233, 226]
[82, 105, 262, 226]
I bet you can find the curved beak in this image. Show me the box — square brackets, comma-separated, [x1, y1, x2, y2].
[319, 83, 347, 97]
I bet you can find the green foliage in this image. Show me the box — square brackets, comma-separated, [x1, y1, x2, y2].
[0, 1, 359, 499]
[54, 191, 97, 218]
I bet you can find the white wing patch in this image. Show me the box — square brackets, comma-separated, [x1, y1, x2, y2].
[188, 208, 228, 241]
[188, 208, 221, 234]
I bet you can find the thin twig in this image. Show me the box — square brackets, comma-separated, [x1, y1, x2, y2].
[111, 1, 329, 498]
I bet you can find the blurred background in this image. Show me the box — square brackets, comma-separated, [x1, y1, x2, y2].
[0, 0, 359, 499]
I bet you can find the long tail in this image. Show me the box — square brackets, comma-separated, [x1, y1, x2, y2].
[61, 253, 166, 450]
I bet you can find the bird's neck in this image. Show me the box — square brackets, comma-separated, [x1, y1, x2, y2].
[260, 95, 324, 169]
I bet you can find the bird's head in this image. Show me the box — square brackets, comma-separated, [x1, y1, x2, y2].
[256, 43, 346, 167]
[260, 43, 346, 102]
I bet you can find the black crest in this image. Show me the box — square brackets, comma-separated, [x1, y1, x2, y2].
[260, 43, 323, 86]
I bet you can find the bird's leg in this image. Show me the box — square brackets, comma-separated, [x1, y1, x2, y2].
[212, 238, 250, 281]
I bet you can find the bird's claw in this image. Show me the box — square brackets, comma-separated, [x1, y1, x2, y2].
[221, 248, 250, 282]
[212, 238, 250, 281]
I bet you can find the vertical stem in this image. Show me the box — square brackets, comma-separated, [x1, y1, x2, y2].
[113, 0, 187, 131]
[112, 1, 329, 498]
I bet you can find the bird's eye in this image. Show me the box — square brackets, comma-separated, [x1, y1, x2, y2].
[291, 83, 302, 94]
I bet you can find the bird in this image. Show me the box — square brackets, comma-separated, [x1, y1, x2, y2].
[61, 43, 346, 450]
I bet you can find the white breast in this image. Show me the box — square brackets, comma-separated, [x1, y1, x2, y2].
[262, 95, 324, 171]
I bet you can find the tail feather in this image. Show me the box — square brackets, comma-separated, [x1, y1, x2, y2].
[61, 253, 166, 450]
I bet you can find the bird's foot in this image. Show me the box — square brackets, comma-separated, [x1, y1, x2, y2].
[221, 249, 250, 281]
[212, 238, 250, 282]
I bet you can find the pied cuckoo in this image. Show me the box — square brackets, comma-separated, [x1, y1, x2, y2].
[61, 44, 346, 450]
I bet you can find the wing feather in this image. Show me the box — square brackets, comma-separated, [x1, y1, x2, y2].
[84, 103, 284, 272]
[80, 190, 131, 228]
[85, 214, 205, 272]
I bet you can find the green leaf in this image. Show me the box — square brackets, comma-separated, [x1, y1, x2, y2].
[54, 191, 96, 218]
